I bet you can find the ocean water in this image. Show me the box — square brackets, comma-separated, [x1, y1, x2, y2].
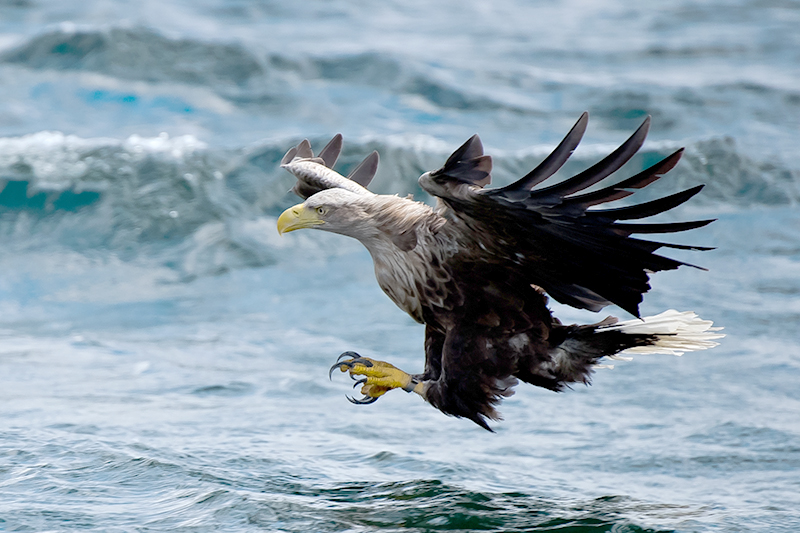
[1, 1, 799, 531]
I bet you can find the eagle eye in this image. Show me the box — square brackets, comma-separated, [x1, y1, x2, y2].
[316, 206, 327, 216]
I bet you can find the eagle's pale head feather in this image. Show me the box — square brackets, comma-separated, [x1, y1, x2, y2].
[278, 189, 437, 253]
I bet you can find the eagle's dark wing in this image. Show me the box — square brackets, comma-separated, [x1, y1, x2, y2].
[419, 113, 713, 317]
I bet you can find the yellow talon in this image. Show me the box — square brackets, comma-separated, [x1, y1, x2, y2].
[346, 358, 412, 389]
[331, 354, 417, 401]
[359, 383, 390, 398]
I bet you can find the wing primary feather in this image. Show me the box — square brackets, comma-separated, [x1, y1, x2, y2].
[295, 139, 313, 159]
[529, 116, 651, 199]
[611, 219, 715, 236]
[318, 134, 343, 169]
[652, 241, 715, 251]
[280, 146, 298, 166]
[443, 134, 484, 168]
[588, 185, 704, 221]
[347, 151, 380, 188]
[429, 134, 493, 187]
[439, 155, 493, 186]
[493, 112, 589, 194]
[563, 149, 684, 208]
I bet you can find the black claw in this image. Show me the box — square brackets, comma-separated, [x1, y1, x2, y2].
[329, 360, 355, 378]
[347, 394, 379, 405]
[331, 353, 378, 405]
[337, 351, 360, 363]
[330, 352, 374, 380]
[328, 363, 339, 380]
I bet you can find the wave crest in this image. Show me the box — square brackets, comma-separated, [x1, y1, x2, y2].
[0, 130, 794, 278]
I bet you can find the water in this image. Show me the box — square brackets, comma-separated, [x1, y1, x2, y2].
[1, 1, 799, 531]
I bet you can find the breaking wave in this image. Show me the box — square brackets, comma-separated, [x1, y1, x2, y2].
[0, 128, 795, 279]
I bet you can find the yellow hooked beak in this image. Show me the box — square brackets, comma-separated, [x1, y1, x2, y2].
[277, 203, 325, 234]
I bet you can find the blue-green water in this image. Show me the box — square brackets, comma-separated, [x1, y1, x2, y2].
[1, 1, 799, 531]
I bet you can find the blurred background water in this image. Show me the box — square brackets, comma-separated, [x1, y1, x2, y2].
[0, 1, 799, 531]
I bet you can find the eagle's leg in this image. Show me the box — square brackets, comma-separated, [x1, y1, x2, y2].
[329, 351, 425, 403]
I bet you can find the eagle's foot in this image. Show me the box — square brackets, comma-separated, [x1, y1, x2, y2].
[329, 351, 418, 404]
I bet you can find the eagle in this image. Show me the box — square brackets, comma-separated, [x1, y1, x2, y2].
[276, 113, 722, 430]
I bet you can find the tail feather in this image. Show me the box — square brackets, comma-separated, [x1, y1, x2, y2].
[599, 309, 724, 356]
[540, 309, 723, 387]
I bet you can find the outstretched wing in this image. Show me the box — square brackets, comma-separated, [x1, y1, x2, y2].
[282, 134, 380, 199]
[419, 113, 713, 317]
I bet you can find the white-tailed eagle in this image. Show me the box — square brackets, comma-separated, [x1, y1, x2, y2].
[277, 113, 722, 430]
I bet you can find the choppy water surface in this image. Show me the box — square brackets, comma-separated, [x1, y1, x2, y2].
[1, 1, 799, 531]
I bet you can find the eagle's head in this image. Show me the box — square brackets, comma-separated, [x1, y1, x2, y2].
[277, 189, 384, 241]
[277, 188, 436, 253]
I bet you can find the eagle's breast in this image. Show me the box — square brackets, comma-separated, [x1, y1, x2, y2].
[370, 226, 457, 324]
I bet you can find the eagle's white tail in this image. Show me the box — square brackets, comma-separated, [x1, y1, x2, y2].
[599, 309, 724, 357]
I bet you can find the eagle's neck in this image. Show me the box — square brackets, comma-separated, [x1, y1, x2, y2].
[354, 196, 453, 323]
